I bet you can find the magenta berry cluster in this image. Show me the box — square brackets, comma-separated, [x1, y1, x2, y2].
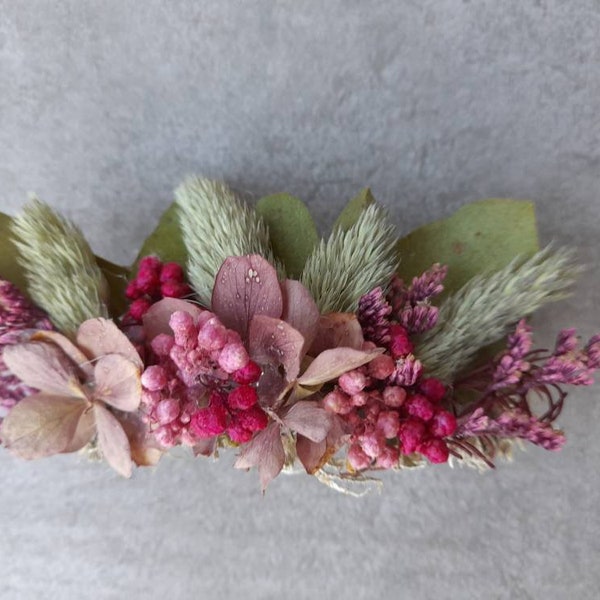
[140, 309, 267, 447]
[324, 325, 456, 471]
[125, 256, 192, 323]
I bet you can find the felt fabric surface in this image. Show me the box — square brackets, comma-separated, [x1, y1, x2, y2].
[1, 2, 600, 599]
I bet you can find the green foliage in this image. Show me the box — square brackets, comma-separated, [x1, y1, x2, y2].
[416, 246, 580, 381]
[10, 199, 109, 336]
[133, 202, 188, 267]
[301, 202, 398, 313]
[0, 212, 29, 295]
[255, 193, 319, 278]
[176, 177, 275, 306]
[397, 199, 539, 298]
[95, 256, 130, 318]
[333, 188, 376, 232]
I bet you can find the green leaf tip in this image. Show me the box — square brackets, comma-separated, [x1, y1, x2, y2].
[255, 193, 319, 278]
[333, 187, 376, 232]
[133, 202, 188, 267]
[0, 211, 29, 295]
[397, 199, 539, 298]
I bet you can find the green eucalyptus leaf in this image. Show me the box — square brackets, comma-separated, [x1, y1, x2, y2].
[133, 202, 188, 268]
[333, 188, 376, 232]
[255, 193, 319, 278]
[0, 211, 30, 295]
[396, 199, 539, 298]
[95, 256, 129, 318]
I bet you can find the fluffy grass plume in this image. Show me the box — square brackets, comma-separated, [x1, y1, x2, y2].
[416, 246, 580, 381]
[175, 177, 276, 306]
[10, 198, 109, 336]
[301, 204, 399, 313]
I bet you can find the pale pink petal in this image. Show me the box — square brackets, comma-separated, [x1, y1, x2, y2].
[142, 298, 203, 341]
[192, 438, 216, 457]
[297, 347, 384, 387]
[118, 412, 163, 466]
[76, 318, 143, 369]
[1, 394, 89, 459]
[249, 315, 304, 382]
[93, 354, 141, 412]
[282, 401, 332, 442]
[309, 313, 364, 355]
[296, 436, 326, 474]
[212, 255, 283, 339]
[93, 403, 134, 478]
[234, 422, 285, 492]
[63, 406, 96, 452]
[31, 330, 94, 377]
[280, 279, 320, 354]
[3, 343, 85, 397]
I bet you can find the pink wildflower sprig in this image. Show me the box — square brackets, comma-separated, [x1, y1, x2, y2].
[0, 280, 53, 422]
[453, 320, 600, 457]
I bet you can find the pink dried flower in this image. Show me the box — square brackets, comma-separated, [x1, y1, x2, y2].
[407, 264, 448, 304]
[389, 354, 423, 386]
[357, 287, 392, 345]
[399, 304, 439, 334]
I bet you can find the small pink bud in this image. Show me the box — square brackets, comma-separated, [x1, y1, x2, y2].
[227, 423, 254, 444]
[218, 343, 250, 373]
[169, 311, 197, 348]
[418, 438, 450, 463]
[368, 354, 395, 379]
[232, 360, 262, 384]
[338, 370, 368, 395]
[197, 318, 228, 351]
[375, 446, 400, 469]
[419, 377, 446, 403]
[389, 324, 414, 358]
[360, 431, 385, 459]
[125, 280, 142, 300]
[399, 418, 426, 454]
[141, 365, 168, 391]
[227, 385, 258, 410]
[159, 262, 184, 283]
[138, 256, 162, 275]
[322, 389, 353, 414]
[376, 410, 400, 438]
[430, 410, 457, 438]
[351, 391, 369, 407]
[382, 386, 407, 408]
[128, 298, 153, 321]
[161, 281, 191, 298]
[136, 269, 161, 295]
[155, 398, 180, 424]
[237, 405, 269, 432]
[406, 394, 435, 421]
[190, 404, 229, 438]
[348, 444, 372, 471]
[151, 333, 175, 357]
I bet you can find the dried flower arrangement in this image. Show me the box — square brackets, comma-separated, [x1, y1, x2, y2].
[1, 178, 598, 495]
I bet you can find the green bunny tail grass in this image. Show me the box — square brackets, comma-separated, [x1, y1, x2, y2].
[175, 177, 276, 306]
[10, 198, 109, 336]
[301, 203, 399, 313]
[416, 246, 581, 381]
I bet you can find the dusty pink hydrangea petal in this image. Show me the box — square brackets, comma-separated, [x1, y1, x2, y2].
[1, 393, 89, 459]
[309, 313, 364, 355]
[192, 438, 217, 457]
[234, 421, 285, 492]
[2, 342, 85, 398]
[296, 436, 326, 473]
[76, 318, 143, 369]
[93, 402, 133, 478]
[31, 330, 94, 377]
[142, 298, 202, 341]
[297, 347, 384, 387]
[212, 255, 283, 339]
[249, 315, 305, 382]
[282, 401, 332, 443]
[280, 279, 320, 353]
[118, 412, 163, 466]
[93, 354, 142, 412]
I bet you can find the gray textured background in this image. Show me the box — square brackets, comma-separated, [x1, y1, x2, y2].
[1, 2, 600, 599]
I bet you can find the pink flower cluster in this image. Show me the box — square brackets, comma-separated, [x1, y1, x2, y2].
[323, 326, 457, 470]
[0, 280, 53, 421]
[140, 308, 267, 447]
[125, 256, 192, 323]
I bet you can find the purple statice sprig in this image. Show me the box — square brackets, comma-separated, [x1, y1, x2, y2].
[453, 320, 600, 457]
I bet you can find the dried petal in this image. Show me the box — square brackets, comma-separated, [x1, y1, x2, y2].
[212, 255, 283, 339]
[282, 401, 332, 442]
[93, 354, 141, 412]
[234, 422, 285, 491]
[93, 402, 134, 478]
[297, 347, 383, 387]
[3, 343, 85, 398]
[77, 318, 143, 369]
[249, 315, 304, 382]
[142, 298, 202, 341]
[310, 313, 364, 355]
[280, 279, 320, 353]
[1, 394, 90, 459]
